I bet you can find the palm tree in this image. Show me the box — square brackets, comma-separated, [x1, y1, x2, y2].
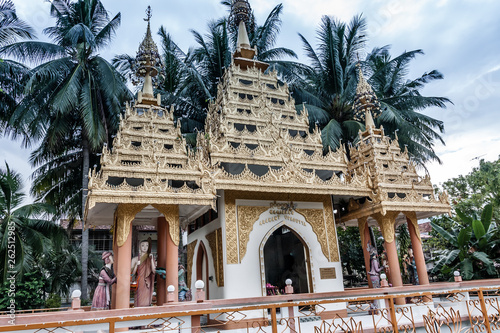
[0, 0, 35, 133]
[0, 0, 132, 299]
[0, 163, 64, 283]
[294, 15, 450, 164]
[364, 46, 450, 164]
[294, 15, 367, 151]
[0, 0, 34, 45]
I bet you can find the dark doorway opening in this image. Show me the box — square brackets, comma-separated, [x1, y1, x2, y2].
[264, 226, 310, 294]
[196, 242, 209, 300]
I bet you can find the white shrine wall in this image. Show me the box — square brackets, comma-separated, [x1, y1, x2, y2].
[187, 191, 345, 305]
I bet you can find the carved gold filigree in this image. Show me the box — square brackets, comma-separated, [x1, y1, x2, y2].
[323, 196, 339, 261]
[237, 206, 269, 262]
[115, 203, 147, 247]
[206, 228, 224, 286]
[372, 212, 399, 243]
[296, 209, 330, 261]
[404, 211, 421, 243]
[225, 191, 340, 264]
[186, 240, 197, 288]
[152, 204, 179, 246]
[358, 217, 368, 249]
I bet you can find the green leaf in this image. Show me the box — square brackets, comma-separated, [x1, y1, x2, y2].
[461, 259, 473, 280]
[471, 251, 493, 266]
[456, 208, 472, 225]
[472, 219, 486, 240]
[457, 228, 471, 248]
[320, 119, 342, 151]
[481, 204, 493, 232]
[430, 222, 458, 247]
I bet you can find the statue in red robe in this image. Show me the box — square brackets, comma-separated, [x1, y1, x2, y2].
[131, 238, 156, 307]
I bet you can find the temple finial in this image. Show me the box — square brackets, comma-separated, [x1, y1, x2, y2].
[135, 6, 161, 105]
[353, 62, 381, 129]
[144, 6, 152, 22]
[230, 0, 256, 60]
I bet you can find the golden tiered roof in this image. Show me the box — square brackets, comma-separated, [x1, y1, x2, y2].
[343, 69, 450, 223]
[86, 102, 216, 210]
[85, 12, 216, 225]
[85, 6, 449, 228]
[203, 59, 368, 195]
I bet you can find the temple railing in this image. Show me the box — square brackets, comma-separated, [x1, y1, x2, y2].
[1, 280, 500, 333]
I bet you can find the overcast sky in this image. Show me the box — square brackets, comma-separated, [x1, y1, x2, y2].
[2, 0, 500, 197]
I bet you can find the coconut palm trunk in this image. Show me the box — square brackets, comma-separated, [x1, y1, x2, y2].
[81, 138, 89, 300]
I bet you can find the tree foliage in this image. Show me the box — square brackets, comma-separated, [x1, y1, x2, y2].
[293, 16, 450, 164]
[443, 157, 500, 221]
[430, 204, 499, 280]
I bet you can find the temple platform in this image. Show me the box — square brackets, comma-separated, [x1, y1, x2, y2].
[2, 280, 499, 333]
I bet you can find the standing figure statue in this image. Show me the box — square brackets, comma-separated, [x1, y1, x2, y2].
[407, 248, 419, 285]
[368, 253, 383, 288]
[91, 251, 117, 310]
[178, 265, 190, 301]
[131, 238, 156, 307]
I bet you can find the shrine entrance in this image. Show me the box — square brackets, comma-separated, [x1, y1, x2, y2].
[196, 242, 209, 300]
[263, 226, 310, 295]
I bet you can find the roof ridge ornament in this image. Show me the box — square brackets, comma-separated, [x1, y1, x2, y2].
[135, 6, 161, 105]
[352, 62, 381, 129]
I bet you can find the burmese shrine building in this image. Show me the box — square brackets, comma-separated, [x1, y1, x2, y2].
[84, 1, 450, 317]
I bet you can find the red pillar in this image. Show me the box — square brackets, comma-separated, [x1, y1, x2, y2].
[358, 218, 373, 288]
[157, 217, 167, 305]
[111, 232, 118, 309]
[407, 215, 430, 286]
[375, 212, 404, 305]
[166, 220, 179, 302]
[385, 239, 405, 305]
[115, 224, 132, 309]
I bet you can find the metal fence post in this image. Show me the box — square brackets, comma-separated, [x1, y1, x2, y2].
[478, 289, 491, 333]
[271, 307, 278, 333]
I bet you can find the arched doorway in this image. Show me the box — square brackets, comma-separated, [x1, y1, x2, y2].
[263, 226, 311, 294]
[196, 241, 209, 299]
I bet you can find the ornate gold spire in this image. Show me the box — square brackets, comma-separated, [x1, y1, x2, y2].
[353, 64, 381, 129]
[135, 6, 161, 105]
[229, 0, 267, 70]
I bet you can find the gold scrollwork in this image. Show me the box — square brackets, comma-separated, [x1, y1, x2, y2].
[152, 204, 179, 246]
[296, 209, 330, 261]
[224, 191, 340, 264]
[115, 203, 147, 247]
[186, 240, 197, 288]
[238, 206, 269, 262]
[403, 211, 421, 243]
[373, 212, 399, 243]
[206, 228, 224, 286]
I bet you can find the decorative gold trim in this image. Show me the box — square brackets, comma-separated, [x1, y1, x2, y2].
[404, 211, 421, 243]
[224, 191, 340, 263]
[115, 203, 147, 247]
[206, 228, 224, 286]
[152, 204, 179, 246]
[237, 206, 269, 262]
[357, 217, 368, 249]
[186, 240, 198, 288]
[373, 212, 399, 243]
[225, 191, 239, 264]
[324, 196, 340, 262]
[296, 209, 330, 261]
